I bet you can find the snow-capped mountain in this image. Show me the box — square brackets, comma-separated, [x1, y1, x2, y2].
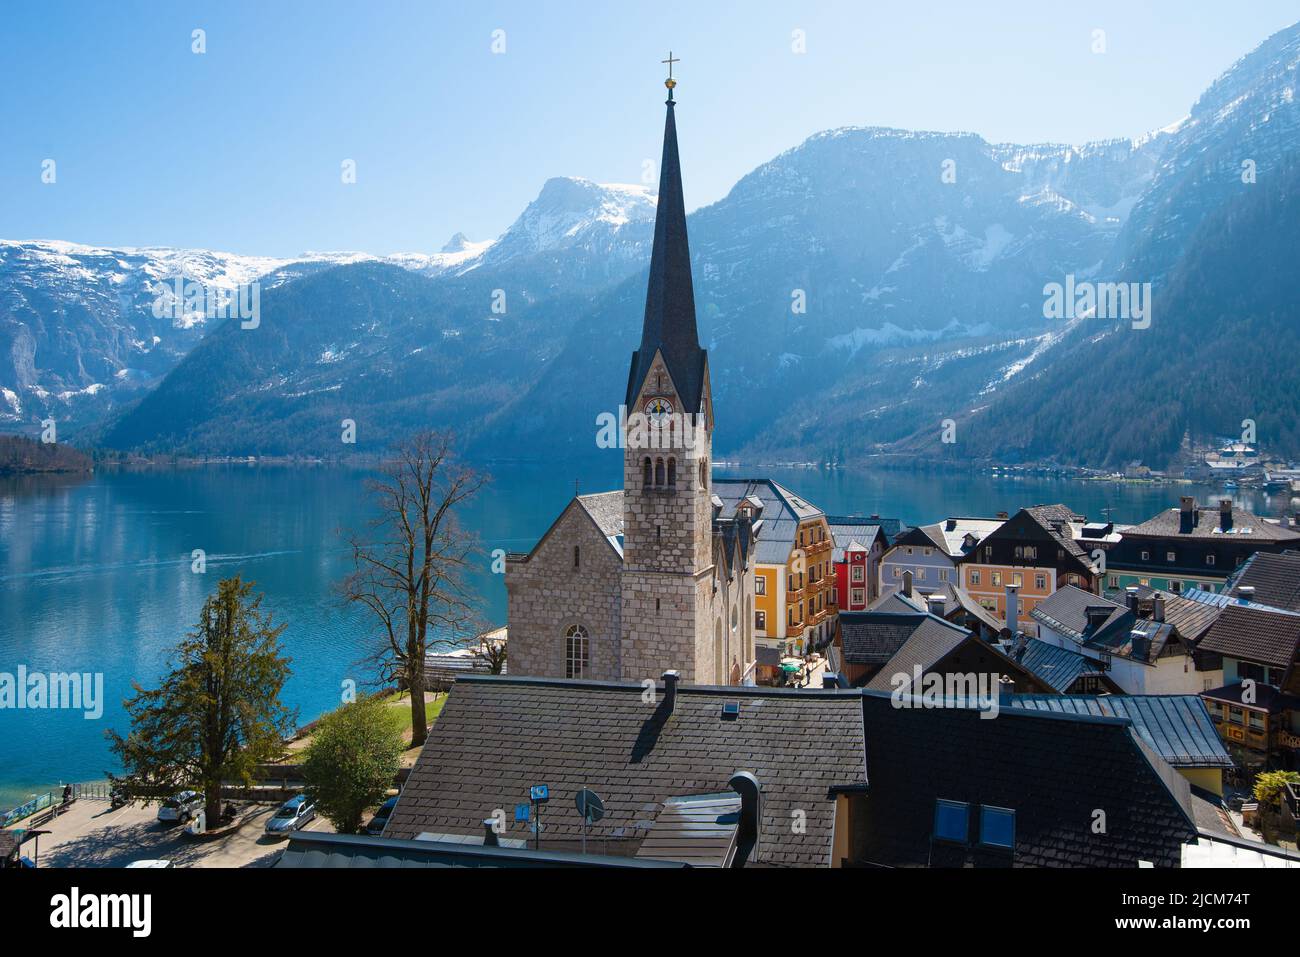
[0, 177, 652, 430]
[9, 19, 1300, 468]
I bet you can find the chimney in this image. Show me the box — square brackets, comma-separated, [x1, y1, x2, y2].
[945, 518, 958, 532]
[482, 818, 500, 847]
[1238, 585, 1256, 604]
[997, 511, 1009, 521]
[927, 595, 947, 618]
[728, 771, 762, 865]
[1152, 594, 1165, 623]
[1219, 498, 1233, 532]
[1005, 584, 1020, 634]
[662, 670, 679, 715]
[902, 569, 913, 599]
[1179, 496, 1197, 533]
[821, 672, 840, 689]
[1125, 585, 1140, 613]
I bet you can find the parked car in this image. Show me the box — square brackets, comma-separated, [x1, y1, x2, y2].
[263, 793, 317, 838]
[365, 796, 399, 836]
[157, 791, 203, 824]
[126, 859, 173, 868]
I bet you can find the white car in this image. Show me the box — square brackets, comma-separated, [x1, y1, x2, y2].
[126, 859, 173, 868]
[157, 790, 203, 823]
[263, 793, 317, 838]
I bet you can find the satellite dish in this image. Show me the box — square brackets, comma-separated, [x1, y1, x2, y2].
[575, 788, 605, 824]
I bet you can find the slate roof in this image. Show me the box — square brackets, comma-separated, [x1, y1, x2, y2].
[1188, 789, 1241, 840]
[1030, 585, 1127, 640]
[856, 692, 1197, 868]
[825, 516, 885, 563]
[1011, 638, 1095, 693]
[1006, 695, 1234, 769]
[626, 96, 708, 414]
[713, 478, 824, 565]
[1228, 551, 1300, 611]
[384, 675, 867, 868]
[1154, 590, 1225, 644]
[839, 611, 928, 666]
[903, 517, 1005, 558]
[577, 490, 625, 557]
[274, 831, 687, 869]
[1024, 504, 1092, 561]
[1197, 602, 1300, 668]
[862, 619, 972, 692]
[1202, 682, 1300, 713]
[1123, 503, 1300, 542]
[1031, 585, 1176, 664]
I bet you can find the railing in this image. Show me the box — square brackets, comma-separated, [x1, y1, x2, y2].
[1, 780, 112, 828]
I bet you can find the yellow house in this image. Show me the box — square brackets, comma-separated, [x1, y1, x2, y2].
[714, 479, 836, 658]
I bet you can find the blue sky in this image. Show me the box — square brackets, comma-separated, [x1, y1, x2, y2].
[2, 1, 1297, 256]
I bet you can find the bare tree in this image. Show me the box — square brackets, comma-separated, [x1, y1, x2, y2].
[341, 431, 485, 746]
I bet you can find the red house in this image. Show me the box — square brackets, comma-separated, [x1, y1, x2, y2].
[828, 517, 891, 612]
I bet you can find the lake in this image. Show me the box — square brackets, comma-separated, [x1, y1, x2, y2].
[0, 460, 1286, 808]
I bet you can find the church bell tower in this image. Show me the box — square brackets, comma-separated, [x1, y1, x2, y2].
[619, 56, 718, 683]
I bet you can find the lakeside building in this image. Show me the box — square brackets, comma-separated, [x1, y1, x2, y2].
[880, 516, 1003, 596]
[505, 80, 755, 685]
[1029, 585, 1219, 696]
[1104, 497, 1300, 595]
[956, 505, 1101, 636]
[827, 515, 891, 611]
[713, 478, 836, 658]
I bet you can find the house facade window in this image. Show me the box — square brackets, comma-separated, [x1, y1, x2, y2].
[755, 576, 766, 595]
[1035, 574, 1047, 590]
[564, 625, 590, 679]
[970, 570, 981, 586]
[939, 569, 949, 582]
[851, 588, 865, 605]
[1206, 554, 1216, 566]
[852, 565, 865, 582]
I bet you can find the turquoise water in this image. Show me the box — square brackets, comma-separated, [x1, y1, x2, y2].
[0, 461, 1282, 809]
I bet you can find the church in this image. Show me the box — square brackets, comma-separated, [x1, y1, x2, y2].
[505, 68, 757, 686]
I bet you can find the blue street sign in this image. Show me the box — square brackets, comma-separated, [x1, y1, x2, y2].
[530, 784, 550, 803]
[514, 803, 531, 822]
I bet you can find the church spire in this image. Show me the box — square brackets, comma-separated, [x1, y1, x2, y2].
[626, 55, 707, 414]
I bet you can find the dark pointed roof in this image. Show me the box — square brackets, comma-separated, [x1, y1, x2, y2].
[626, 95, 707, 413]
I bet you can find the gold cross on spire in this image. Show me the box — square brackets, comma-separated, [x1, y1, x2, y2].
[662, 51, 679, 95]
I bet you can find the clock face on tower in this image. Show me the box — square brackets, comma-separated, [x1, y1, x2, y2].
[644, 397, 674, 426]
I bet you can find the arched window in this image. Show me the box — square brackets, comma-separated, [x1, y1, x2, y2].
[699, 459, 708, 489]
[655, 458, 666, 487]
[564, 625, 590, 679]
[667, 457, 677, 488]
[643, 457, 652, 488]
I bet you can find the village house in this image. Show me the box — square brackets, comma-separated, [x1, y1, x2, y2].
[957, 505, 1101, 635]
[1029, 585, 1215, 695]
[713, 478, 836, 658]
[1105, 497, 1300, 595]
[827, 515, 891, 611]
[880, 516, 1003, 596]
[1195, 596, 1300, 772]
